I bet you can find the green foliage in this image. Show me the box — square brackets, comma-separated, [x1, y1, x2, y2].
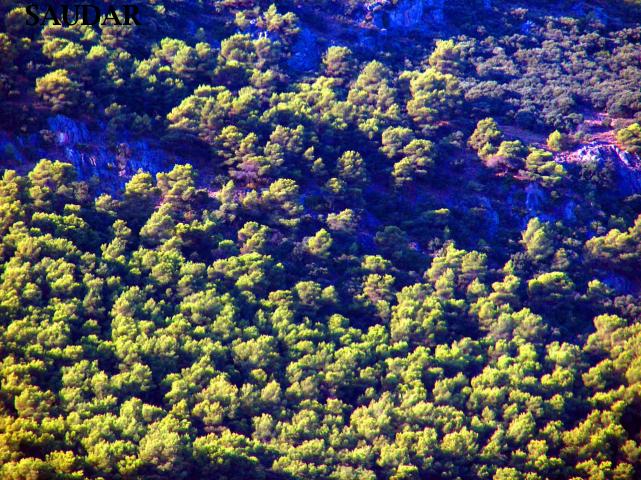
[407, 68, 462, 133]
[305, 228, 333, 258]
[494, 140, 527, 170]
[348, 61, 400, 138]
[5, 2, 641, 479]
[337, 150, 368, 186]
[167, 84, 260, 149]
[616, 123, 641, 154]
[133, 37, 215, 112]
[392, 139, 436, 187]
[35, 69, 82, 113]
[521, 218, 554, 263]
[525, 149, 566, 187]
[428, 39, 464, 75]
[1, 157, 641, 479]
[469, 118, 503, 161]
[323, 46, 355, 86]
[381, 127, 415, 160]
[528, 271, 575, 307]
[585, 214, 641, 273]
[546, 130, 573, 152]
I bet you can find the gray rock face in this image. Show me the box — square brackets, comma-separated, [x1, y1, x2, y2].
[60, 139, 169, 182]
[566, 142, 641, 196]
[387, 0, 425, 29]
[367, 0, 445, 31]
[48, 115, 90, 146]
[512, 142, 641, 229]
[570, 2, 608, 25]
[48, 116, 178, 186]
[590, 7, 608, 25]
[372, 0, 443, 30]
[2, 115, 184, 192]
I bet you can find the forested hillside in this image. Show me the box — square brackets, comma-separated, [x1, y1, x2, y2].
[3, 1, 641, 479]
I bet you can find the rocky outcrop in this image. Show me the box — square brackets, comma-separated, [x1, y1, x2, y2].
[49, 116, 175, 182]
[518, 143, 641, 227]
[59, 139, 169, 181]
[564, 142, 641, 196]
[571, 2, 609, 25]
[371, 0, 443, 30]
[48, 115, 90, 146]
[386, 0, 425, 29]
[1, 115, 185, 192]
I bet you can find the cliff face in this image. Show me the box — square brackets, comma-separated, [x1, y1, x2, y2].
[386, 0, 426, 29]
[1, 115, 186, 191]
[370, 0, 444, 30]
[563, 142, 641, 196]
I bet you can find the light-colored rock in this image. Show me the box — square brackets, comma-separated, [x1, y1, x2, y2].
[372, 0, 444, 30]
[5, 115, 187, 191]
[388, 0, 425, 28]
[566, 142, 641, 195]
[48, 115, 90, 146]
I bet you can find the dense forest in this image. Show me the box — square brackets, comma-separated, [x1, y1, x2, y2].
[3, 0, 641, 479]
